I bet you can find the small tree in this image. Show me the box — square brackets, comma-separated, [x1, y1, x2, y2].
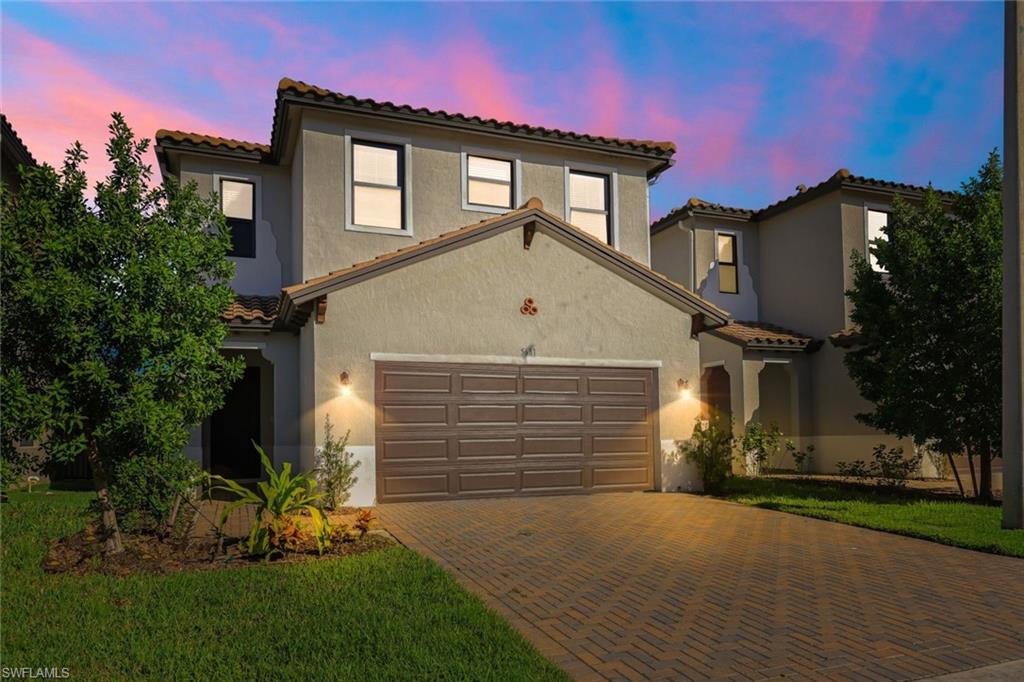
[0, 114, 243, 552]
[315, 415, 360, 510]
[844, 152, 1003, 500]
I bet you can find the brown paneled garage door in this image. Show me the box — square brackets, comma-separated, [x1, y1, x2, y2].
[375, 361, 659, 503]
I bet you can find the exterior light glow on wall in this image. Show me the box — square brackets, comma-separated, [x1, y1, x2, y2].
[339, 371, 351, 397]
[677, 378, 692, 400]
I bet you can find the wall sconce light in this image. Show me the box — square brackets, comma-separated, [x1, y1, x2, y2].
[339, 371, 351, 397]
[677, 378, 692, 400]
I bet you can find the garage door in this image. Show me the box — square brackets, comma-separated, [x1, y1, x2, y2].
[375, 361, 659, 503]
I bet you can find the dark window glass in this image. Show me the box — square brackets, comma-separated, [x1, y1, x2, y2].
[221, 179, 255, 258]
[717, 233, 738, 294]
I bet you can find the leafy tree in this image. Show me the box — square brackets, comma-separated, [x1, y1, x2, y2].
[844, 152, 1003, 500]
[1, 114, 243, 552]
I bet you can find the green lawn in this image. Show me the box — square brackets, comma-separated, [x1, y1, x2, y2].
[716, 476, 1024, 558]
[1, 489, 566, 681]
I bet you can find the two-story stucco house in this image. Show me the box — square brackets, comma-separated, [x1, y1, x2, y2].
[156, 78, 731, 506]
[650, 171, 954, 474]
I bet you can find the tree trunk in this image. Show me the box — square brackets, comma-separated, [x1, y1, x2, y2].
[966, 451, 979, 498]
[979, 445, 994, 502]
[86, 441, 123, 554]
[947, 452, 966, 498]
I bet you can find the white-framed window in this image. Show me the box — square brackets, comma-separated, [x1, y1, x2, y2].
[345, 131, 413, 236]
[566, 167, 616, 244]
[716, 231, 738, 294]
[866, 208, 890, 272]
[217, 176, 257, 259]
[352, 140, 404, 230]
[462, 150, 519, 213]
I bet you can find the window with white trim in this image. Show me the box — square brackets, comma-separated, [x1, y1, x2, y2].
[220, 179, 255, 258]
[352, 140, 404, 230]
[866, 209, 889, 272]
[568, 170, 610, 243]
[717, 233, 738, 294]
[466, 154, 513, 209]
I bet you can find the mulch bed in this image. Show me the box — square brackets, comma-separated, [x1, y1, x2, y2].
[42, 520, 395, 577]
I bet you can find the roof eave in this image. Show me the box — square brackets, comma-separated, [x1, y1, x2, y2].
[1, 115, 36, 168]
[270, 91, 675, 168]
[225, 320, 276, 333]
[156, 140, 266, 165]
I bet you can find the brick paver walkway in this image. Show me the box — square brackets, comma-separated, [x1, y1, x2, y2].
[379, 493, 1024, 681]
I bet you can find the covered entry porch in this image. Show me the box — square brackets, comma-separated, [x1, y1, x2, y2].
[698, 322, 819, 471]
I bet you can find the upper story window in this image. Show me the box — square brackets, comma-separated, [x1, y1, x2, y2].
[866, 209, 889, 272]
[568, 170, 610, 243]
[717, 232, 738, 294]
[466, 154, 513, 210]
[352, 140, 404, 230]
[220, 179, 255, 258]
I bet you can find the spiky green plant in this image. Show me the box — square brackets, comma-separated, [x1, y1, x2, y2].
[213, 444, 330, 559]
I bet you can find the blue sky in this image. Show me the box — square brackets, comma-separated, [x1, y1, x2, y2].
[1, 1, 1003, 217]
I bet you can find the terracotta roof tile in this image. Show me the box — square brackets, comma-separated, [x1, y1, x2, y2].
[155, 129, 270, 156]
[829, 327, 864, 348]
[274, 77, 676, 158]
[651, 197, 754, 231]
[653, 169, 956, 232]
[223, 294, 280, 325]
[712, 321, 819, 351]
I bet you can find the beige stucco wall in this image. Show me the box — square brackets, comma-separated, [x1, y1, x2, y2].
[650, 215, 760, 321]
[292, 109, 655, 283]
[650, 220, 693, 289]
[757, 191, 845, 337]
[304, 227, 706, 503]
[808, 344, 929, 474]
[179, 156, 292, 295]
[691, 216, 759, 321]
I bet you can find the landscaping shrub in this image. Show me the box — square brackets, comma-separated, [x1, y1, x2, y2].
[213, 444, 331, 559]
[872, 445, 922, 488]
[107, 453, 202, 533]
[315, 415, 360, 510]
[679, 416, 735, 494]
[787, 441, 815, 474]
[739, 421, 784, 476]
[836, 459, 873, 482]
[837, 444, 922, 489]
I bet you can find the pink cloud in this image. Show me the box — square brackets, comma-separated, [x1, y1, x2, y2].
[442, 33, 537, 124]
[643, 80, 763, 184]
[770, 1, 883, 62]
[1, 22, 232, 189]
[316, 30, 546, 127]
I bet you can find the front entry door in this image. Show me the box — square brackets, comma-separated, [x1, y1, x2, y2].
[210, 366, 262, 479]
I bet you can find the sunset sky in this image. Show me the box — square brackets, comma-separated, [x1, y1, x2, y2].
[1, 1, 1003, 218]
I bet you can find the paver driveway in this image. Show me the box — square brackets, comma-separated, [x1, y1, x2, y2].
[379, 493, 1024, 681]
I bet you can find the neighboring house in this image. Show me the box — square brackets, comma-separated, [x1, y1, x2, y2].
[2, 113, 36, 193]
[650, 170, 955, 474]
[156, 77, 729, 505]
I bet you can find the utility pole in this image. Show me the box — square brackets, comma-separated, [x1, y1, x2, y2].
[1004, 0, 1023, 529]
